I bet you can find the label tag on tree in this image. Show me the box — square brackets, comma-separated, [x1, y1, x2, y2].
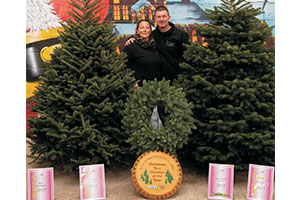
[79, 164, 106, 200]
[208, 163, 234, 200]
[28, 168, 54, 200]
[131, 151, 182, 199]
[150, 105, 163, 131]
[246, 164, 274, 200]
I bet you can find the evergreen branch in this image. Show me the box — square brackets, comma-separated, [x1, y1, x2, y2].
[73, 45, 82, 52]
[236, 1, 251, 10]
[70, 6, 84, 19]
[79, 57, 93, 72]
[82, 0, 90, 7]
[62, 49, 74, 57]
[72, 32, 80, 40]
[68, 8, 83, 22]
[65, 18, 77, 26]
[70, 0, 87, 14]
[92, 3, 105, 17]
[78, 38, 86, 47]
[93, 3, 104, 14]
[89, 26, 104, 37]
[68, 13, 82, 24]
[93, 15, 103, 23]
[78, 29, 88, 37]
[86, 0, 101, 10]
[46, 132, 62, 139]
[61, 60, 80, 74]
[70, 158, 91, 164]
[84, 10, 94, 22]
[27, 152, 44, 164]
[80, 114, 86, 128]
[79, 73, 85, 83]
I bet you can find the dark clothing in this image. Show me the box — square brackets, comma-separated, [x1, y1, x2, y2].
[123, 41, 163, 84]
[152, 22, 190, 80]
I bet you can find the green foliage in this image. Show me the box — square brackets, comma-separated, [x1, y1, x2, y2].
[175, 0, 274, 170]
[165, 169, 173, 184]
[141, 169, 150, 184]
[26, 0, 136, 172]
[122, 79, 196, 155]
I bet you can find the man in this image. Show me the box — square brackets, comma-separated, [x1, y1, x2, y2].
[126, 6, 190, 81]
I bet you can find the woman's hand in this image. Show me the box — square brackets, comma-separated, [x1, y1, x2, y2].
[135, 83, 139, 90]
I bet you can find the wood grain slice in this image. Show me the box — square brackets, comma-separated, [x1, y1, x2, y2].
[131, 151, 182, 199]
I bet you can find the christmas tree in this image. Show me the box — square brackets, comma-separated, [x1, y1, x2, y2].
[27, 0, 136, 172]
[176, 0, 274, 170]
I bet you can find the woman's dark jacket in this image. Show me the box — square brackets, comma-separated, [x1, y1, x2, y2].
[123, 38, 163, 84]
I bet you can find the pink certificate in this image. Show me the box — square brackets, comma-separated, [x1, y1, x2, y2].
[28, 167, 54, 200]
[208, 163, 234, 200]
[247, 164, 274, 200]
[79, 164, 106, 200]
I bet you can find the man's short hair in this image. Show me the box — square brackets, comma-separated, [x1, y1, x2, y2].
[154, 6, 170, 16]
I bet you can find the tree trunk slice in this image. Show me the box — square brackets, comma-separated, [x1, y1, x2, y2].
[131, 151, 182, 199]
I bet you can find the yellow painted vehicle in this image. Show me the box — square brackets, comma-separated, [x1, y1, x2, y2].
[26, 27, 64, 98]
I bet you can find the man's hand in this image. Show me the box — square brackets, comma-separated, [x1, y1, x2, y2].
[125, 37, 136, 46]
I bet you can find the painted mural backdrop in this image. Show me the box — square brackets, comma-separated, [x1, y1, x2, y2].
[26, 0, 275, 99]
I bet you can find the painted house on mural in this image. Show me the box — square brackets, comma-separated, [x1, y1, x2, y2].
[26, 0, 275, 98]
[106, 0, 210, 49]
[106, 0, 165, 23]
[106, 0, 166, 42]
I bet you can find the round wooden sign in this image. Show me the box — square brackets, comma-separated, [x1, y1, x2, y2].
[131, 151, 182, 199]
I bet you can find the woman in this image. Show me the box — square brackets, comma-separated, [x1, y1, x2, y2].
[123, 20, 163, 85]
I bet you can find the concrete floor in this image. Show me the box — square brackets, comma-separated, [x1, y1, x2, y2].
[26, 144, 274, 200]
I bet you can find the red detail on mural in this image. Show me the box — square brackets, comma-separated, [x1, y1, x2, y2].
[26, 100, 38, 130]
[52, 0, 109, 23]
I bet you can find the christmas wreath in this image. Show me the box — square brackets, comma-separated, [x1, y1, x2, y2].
[122, 79, 196, 155]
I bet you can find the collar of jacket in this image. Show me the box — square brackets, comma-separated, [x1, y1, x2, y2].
[156, 22, 175, 35]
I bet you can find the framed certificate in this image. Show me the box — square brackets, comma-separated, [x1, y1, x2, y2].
[79, 164, 106, 200]
[28, 167, 54, 200]
[208, 163, 234, 200]
[246, 164, 274, 200]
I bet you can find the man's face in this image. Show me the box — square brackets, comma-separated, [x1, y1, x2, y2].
[155, 10, 170, 29]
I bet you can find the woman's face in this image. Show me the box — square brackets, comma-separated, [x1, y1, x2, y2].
[136, 21, 151, 39]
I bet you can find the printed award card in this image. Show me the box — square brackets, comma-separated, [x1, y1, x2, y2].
[246, 164, 274, 200]
[79, 164, 106, 200]
[208, 163, 234, 200]
[28, 167, 54, 200]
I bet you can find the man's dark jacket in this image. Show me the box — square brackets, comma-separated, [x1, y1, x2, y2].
[152, 22, 190, 81]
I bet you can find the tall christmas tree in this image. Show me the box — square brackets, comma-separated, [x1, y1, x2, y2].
[176, 0, 274, 170]
[27, 0, 136, 172]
